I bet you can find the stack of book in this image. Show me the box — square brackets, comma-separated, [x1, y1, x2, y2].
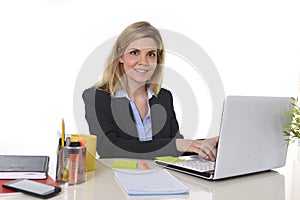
[0, 155, 49, 180]
[0, 155, 59, 195]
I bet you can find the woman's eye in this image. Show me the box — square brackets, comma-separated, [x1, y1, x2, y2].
[148, 52, 156, 57]
[129, 50, 139, 55]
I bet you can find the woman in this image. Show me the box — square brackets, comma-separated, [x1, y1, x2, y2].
[83, 21, 218, 160]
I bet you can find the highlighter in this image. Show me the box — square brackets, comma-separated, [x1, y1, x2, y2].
[68, 142, 81, 185]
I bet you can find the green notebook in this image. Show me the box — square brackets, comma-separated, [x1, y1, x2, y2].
[112, 160, 138, 169]
[155, 156, 185, 163]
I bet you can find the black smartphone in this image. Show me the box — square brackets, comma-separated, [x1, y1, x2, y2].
[2, 178, 61, 199]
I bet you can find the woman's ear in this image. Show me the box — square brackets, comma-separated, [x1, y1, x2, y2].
[118, 47, 124, 63]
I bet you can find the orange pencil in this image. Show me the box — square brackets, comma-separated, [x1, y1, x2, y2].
[140, 160, 150, 170]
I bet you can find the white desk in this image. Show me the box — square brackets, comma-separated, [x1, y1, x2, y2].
[2, 158, 300, 200]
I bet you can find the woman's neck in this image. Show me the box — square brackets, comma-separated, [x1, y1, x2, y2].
[127, 84, 147, 100]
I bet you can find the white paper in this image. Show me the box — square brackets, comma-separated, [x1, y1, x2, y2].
[114, 169, 189, 196]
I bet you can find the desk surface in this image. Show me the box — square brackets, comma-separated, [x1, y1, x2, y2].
[1, 158, 300, 200]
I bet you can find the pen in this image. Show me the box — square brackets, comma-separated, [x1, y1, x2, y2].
[61, 119, 65, 146]
[140, 160, 150, 170]
[66, 137, 71, 146]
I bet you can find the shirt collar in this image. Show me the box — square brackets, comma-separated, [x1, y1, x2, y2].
[115, 88, 155, 100]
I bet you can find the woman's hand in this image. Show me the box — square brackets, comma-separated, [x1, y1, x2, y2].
[176, 137, 219, 161]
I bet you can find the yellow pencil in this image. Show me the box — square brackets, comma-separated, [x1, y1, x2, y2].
[61, 119, 65, 146]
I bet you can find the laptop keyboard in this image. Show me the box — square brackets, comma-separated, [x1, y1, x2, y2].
[172, 157, 215, 172]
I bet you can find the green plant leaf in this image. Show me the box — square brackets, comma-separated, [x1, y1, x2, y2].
[282, 96, 300, 146]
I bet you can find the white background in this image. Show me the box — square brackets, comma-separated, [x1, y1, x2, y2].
[0, 0, 299, 174]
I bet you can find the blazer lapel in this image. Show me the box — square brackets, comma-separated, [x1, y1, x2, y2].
[150, 96, 167, 138]
[111, 97, 138, 138]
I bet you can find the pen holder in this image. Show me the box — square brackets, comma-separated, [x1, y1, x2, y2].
[56, 145, 86, 185]
[71, 134, 97, 172]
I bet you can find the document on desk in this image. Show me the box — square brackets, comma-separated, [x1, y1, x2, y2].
[114, 169, 189, 196]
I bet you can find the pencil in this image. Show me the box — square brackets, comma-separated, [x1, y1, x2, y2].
[61, 119, 65, 146]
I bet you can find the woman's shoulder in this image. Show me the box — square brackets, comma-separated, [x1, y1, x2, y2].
[155, 88, 174, 102]
[157, 87, 172, 97]
[82, 87, 111, 103]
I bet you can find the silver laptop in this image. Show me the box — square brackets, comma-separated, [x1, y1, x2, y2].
[155, 96, 291, 180]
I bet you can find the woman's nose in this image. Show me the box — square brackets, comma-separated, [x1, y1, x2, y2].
[138, 54, 149, 66]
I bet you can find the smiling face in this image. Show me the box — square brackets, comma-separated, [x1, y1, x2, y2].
[119, 37, 158, 89]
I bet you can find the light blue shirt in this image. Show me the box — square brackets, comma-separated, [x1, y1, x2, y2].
[115, 88, 154, 141]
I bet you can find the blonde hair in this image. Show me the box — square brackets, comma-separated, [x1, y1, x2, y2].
[95, 21, 165, 96]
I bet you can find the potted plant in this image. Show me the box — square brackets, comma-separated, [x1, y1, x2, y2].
[283, 97, 300, 145]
